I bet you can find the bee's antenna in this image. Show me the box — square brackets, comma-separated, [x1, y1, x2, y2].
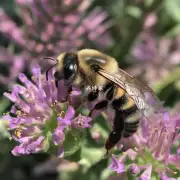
[40, 57, 58, 81]
[46, 62, 58, 81]
[40, 57, 57, 62]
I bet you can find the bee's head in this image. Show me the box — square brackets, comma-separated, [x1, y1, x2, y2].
[53, 52, 78, 86]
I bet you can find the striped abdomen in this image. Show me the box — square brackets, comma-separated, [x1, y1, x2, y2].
[105, 86, 141, 150]
[87, 83, 141, 151]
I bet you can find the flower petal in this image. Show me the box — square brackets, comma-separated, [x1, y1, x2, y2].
[52, 128, 65, 145]
[64, 106, 75, 121]
[108, 155, 125, 174]
[137, 164, 152, 180]
[128, 163, 141, 175]
[57, 145, 64, 158]
[32, 65, 41, 77]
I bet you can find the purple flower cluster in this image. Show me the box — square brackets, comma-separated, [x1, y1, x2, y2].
[3, 66, 92, 156]
[109, 112, 180, 179]
[131, 13, 180, 84]
[0, 0, 112, 84]
[0, 47, 24, 85]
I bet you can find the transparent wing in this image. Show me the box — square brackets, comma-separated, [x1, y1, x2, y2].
[97, 68, 163, 117]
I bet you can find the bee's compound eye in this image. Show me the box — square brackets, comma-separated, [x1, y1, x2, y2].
[54, 71, 63, 80]
[69, 64, 77, 71]
[64, 64, 77, 79]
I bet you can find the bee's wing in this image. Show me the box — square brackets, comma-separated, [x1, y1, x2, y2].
[97, 68, 163, 117]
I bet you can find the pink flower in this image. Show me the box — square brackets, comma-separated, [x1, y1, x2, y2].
[108, 155, 125, 174]
[108, 111, 180, 179]
[0, 0, 112, 84]
[3, 66, 92, 156]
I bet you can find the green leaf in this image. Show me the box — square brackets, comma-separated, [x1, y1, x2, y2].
[0, 119, 10, 139]
[144, 0, 154, 8]
[80, 146, 105, 169]
[45, 110, 58, 132]
[126, 6, 142, 19]
[165, 24, 180, 37]
[78, 156, 109, 180]
[0, 98, 10, 115]
[100, 168, 114, 180]
[64, 128, 85, 157]
[66, 148, 82, 162]
[164, 0, 180, 22]
[175, 80, 180, 90]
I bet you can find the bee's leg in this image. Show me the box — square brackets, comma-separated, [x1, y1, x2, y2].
[68, 85, 72, 93]
[87, 89, 99, 102]
[46, 71, 49, 81]
[89, 100, 108, 117]
[87, 89, 99, 116]
[104, 82, 115, 101]
[103, 148, 110, 158]
[55, 80, 58, 88]
[105, 130, 122, 153]
[87, 83, 115, 117]
[59, 85, 73, 103]
[66, 85, 73, 102]
[105, 111, 124, 152]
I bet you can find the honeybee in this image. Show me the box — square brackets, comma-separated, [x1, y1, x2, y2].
[44, 49, 162, 153]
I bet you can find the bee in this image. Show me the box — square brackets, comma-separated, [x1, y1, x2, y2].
[44, 49, 162, 153]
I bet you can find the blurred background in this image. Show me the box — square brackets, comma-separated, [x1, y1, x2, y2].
[0, 0, 179, 179]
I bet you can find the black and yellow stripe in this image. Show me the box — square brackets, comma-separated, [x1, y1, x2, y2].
[86, 83, 140, 151]
[112, 87, 140, 138]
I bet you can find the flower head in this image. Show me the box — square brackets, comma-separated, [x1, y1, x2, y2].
[128, 163, 141, 175]
[0, 0, 112, 84]
[3, 65, 92, 156]
[136, 165, 152, 180]
[108, 155, 125, 174]
[71, 114, 92, 129]
[108, 111, 180, 179]
[131, 13, 180, 84]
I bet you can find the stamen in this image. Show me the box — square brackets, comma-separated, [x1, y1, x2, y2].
[35, 108, 41, 113]
[3, 112, 8, 115]
[31, 76, 36, 81]
[166, 167, 177, 175]
[59, 111, 65, 117]
[16, 110, 23, 116]
[134, 147, 138, 152]
[14, 128, 22, 138]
